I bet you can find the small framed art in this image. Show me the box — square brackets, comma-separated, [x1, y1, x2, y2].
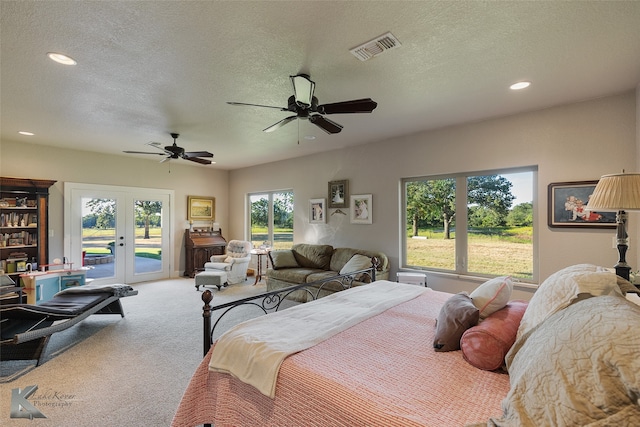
[187, 196, 215, 221]
[328, 180, 349, 209]
[547, 181, 616, 228]
[350, 194, 372, 224]
[309, 198, 326, 223]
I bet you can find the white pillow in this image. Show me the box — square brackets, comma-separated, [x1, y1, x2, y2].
[340, 254, 373, 279]
[470, 276, 513, 319]
[516, 264, 622, 340]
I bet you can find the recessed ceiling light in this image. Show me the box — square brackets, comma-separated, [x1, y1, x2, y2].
[304, 135, 316, 140]
[18, 131, 35, 136]
[510, 81, 531, 90]
[47, 52, 77, 65]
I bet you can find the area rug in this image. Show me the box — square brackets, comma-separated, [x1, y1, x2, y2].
[0, 277, 272, 426]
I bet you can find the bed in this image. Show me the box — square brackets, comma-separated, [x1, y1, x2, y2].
[172, 264, 640, 427]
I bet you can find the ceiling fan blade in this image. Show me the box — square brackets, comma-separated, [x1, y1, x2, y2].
[318, 98, 378, 114]
[227, 101, 288, 111]
[159, 157, 171, 163]
[184, 156, 212, 165]
[123, 151, 166, 155]
[184, 151, 214, 158]
[263, 115, 298, 133]
[309, 115, 343, 134]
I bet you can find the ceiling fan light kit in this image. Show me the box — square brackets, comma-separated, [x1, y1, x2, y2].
[291, 74, 315, 107]
[228, 73, 378, 135]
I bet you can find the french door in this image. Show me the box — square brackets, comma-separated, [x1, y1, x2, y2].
[64, 183, 174, 285]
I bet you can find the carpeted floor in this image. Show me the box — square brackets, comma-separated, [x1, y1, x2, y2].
[0, 277, 270, 426]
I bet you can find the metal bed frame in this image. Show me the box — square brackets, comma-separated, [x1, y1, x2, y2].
[201, 258, 379, 356]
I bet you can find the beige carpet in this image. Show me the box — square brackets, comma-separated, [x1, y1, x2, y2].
[0, 277, 270, 426]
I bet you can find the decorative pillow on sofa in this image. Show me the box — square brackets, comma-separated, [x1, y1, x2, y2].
[516, 264, 622, 340]
[433, 292, 480, 352]
[268, 250, 299, 270]
[470, 276, 513, 319]
[291, 244, 334, 269]
[339, 254, 373, 280]
[460, 300, 528, 371]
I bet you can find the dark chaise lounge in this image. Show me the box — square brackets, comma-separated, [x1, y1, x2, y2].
[1, 284, 137, 365]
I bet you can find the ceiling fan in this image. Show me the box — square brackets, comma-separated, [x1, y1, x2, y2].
[227, 74, 378, 134]
[124, 133, 214, 165]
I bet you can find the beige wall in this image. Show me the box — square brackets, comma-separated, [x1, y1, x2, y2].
[0, 143, 228, 276]
[230, 91, 638, 297]
[1, 91, 637, 296]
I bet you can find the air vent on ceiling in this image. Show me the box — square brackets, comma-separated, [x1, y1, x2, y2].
[349, 32, 401, 61]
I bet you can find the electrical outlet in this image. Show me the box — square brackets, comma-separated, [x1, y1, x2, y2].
[49, 229, 54, 237]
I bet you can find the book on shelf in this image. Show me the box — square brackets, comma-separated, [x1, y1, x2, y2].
[0, 212, 33, 227]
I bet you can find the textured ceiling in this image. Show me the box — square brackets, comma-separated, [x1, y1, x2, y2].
[1, 1, 639, 170]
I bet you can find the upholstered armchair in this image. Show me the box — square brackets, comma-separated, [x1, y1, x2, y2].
[204, 240, 253, 285]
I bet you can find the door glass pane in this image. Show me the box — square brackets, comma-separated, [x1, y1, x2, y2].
[134, 199, 163, 274]
[82, 198, 116, 279]
[273, 191, 293, 249]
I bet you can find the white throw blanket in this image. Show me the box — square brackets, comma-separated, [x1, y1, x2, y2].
[209, 280, 427, 397]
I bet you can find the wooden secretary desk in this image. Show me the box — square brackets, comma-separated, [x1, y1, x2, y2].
[184, 228, 227, 277]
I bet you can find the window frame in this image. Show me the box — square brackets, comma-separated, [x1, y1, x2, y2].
[400, 166, 537, 282]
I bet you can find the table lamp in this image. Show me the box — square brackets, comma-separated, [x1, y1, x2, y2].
[587, 172, 640, 280]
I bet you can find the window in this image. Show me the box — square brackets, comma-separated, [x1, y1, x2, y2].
[402, 168, 536, 281]
[248, 190, 294, 250]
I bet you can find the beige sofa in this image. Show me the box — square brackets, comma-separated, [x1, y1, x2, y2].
[266, 243, 389, 302]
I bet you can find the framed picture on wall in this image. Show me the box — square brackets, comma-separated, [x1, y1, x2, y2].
[350, 194, 372, 224]
[547, 181, 616, 228]
[328, 180, 349, 209]
[187, 196, 215, 221]
[309, 198, 326, 224]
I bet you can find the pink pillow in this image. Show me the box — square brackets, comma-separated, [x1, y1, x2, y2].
[460, 300, 528, 371]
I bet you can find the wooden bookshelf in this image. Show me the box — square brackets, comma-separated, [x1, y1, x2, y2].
[0, 177, 56, 281]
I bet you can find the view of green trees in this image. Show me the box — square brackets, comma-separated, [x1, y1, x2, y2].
[249, 192, 294, 249]
[406, 175, 532, 238]
[250, 193, 294, 230]
[82, 199, 162, 239]
[405, 174, 533, 279]
[82, 199, 163, 260]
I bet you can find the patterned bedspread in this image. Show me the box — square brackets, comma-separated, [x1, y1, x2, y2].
[172, 289, 510, 427]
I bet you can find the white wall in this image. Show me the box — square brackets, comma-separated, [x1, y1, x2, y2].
[1, 91, 637, 294]
[0, 143, 229, 276]
[229, 91, 638, 296]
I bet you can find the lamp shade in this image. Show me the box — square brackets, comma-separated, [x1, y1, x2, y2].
[588, 173, 640, 211]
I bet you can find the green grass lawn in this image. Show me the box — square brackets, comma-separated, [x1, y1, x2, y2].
[83, 227, 162, 260]
[407, 227, 533, 279]
[83, 226, 531, 275]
